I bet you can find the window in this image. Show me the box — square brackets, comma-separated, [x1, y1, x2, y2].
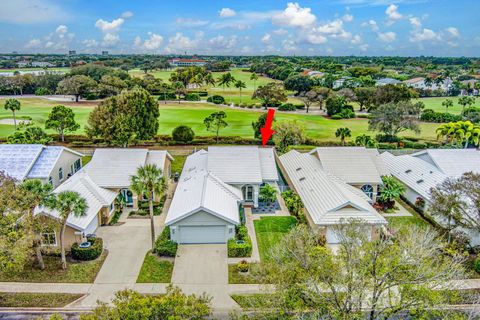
[58, 167, 63, 181]
[41, 230, 57, 246]
[109, 202, 114, 213]
[361, 184, 374, 199]
[242, 185, 254, 201]
[48, 176, 53, 185]
[74, 159, 81, 172]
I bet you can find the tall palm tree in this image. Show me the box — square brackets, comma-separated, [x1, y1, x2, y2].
[49, 191, 88, 270]
[20, 179, 53, 270]
[130, 164, 167, 250]
[234, 80, 247, 104]
[216, 73, 235, 92]
[4, 98, 21, 130]
[204, 73, 216, 87]
[335, 127, 351, 146]
[442, 99, 453, 114]
[250, 73, 259, 92]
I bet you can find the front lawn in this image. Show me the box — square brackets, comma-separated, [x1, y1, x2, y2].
[385, 198, 430, 229]
[231, 293, 281, 310]
[0, 252, 107, 283]
[254, 216, 297, 261]
[136, 252, 173, 283]
[0, 292, 83, 308]
[228, 264, 257, 284]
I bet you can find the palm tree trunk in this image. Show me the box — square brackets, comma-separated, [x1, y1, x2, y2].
[61, 130, 65, 142]
[34, 238, 45, 270]
[12, 110, 17, 130]
[60, 221, 67, 270]
[239, 89, 242, 103]
[149, 195, 155, 250]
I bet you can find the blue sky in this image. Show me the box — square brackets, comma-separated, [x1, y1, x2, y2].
[0, 0, 478, 56]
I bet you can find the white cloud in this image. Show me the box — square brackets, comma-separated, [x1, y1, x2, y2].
[262, 33, 271, 43]
[176, 18, 209, 27]
[142, 32, 163, 50]
[208, 35, 237, 50]
[342, 14, 354, 22]
[0, 0, 69, 24]
[273, 28, 288, 35]
[25, 24, 74, 51]
[409, 17, 421, 28]
[133, 36, 142, 47]
[410, 28, 441, 43]
[362, 19, 379, 32]
[25, 38, 41, 48]
[446, 27, 460, 38]
[102, 33, 120, 47]
[351, 34, 362, 45]
[272, 2, 316, 28]
[359, 44, 369, 52]
[55, 25, 68, 38]
[95, 18, 124, 33]
[385, 4, 403, 25]
[83, 39, 98, 48]
[219, 8, 236, 18]
[164, 32, 203, 54]
[282, 39, 297, 51]
[315, 19, 351, 40]
[305, 33, 328, 44]
[121, 11, 133, 18]
[211, 21, 251, 30]
[377, 31, 396, 43]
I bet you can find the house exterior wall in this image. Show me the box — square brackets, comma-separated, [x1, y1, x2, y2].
[233, 183, 260, 207]
[48, 151, 82, 187]
[169, 210, 235, 243]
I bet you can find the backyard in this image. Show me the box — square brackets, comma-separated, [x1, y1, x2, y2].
[0, 97, 441, 142]
[254, 216, 297, 261]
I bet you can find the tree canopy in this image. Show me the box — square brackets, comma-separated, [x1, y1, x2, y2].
[45, 105, 80, 142]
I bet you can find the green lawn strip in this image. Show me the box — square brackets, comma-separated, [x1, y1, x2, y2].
[231, 293, 282, 310]
[414, 97, 480, 115]
[136, 252, 173, 283]
[170, 155, 187, 176]
[385, 199, 430, 229]
[254, 216, 297, 261]
[81, 155, 92, 166]
[0, 252, 107, 283]
[0, 292, 83, 308]
[228, 264, 258, 284]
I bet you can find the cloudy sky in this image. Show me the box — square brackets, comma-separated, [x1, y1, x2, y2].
[0, 0, 478, 56]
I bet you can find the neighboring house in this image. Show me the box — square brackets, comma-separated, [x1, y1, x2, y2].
[31, 61, 54, 68]
[376, 78, 401, 86]
[35, 170, 118, 249]
[83, 148, 173, 209]
[278, 150, 387, 244]
[168, 58, 207, 67]
[404, 77, 452, 91]
[309, 147, 389, 201]
[0, 144, 83, 187]
[165, 150, 242, 244]
[165, 146, 279, 244]
[411, 149, 480, 177]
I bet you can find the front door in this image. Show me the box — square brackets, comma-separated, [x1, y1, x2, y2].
[121, 189, 134, 207]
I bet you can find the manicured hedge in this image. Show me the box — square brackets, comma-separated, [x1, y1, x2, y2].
[71, 237, 103, 261]
[278, 103, 297, 111]
[157, 92, 177, 100]
[154, 227, 178, 257]
[207, 95, 226, 104]
[228, 225, 252, 258]
[420, 109, 462, 123]
[185, 93, 200, 101]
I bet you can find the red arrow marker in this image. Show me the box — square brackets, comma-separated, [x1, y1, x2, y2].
[260, 108, 275, 146]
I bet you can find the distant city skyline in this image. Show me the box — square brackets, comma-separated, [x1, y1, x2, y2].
[0, 0, 479, 57]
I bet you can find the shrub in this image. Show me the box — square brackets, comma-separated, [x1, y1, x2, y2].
[185, 93, 200, 101]
[376, 134, 400, 143]
[35, 87, 53, 96]
[337, 108, 355, 119]
[228, 238, 252, 257]
[420, 109, 462, 123]
[236, 260, 250, 273]
[188, 91, 208, 97]
[278, 103, 297, 111]
[282, 190, 304, 218]
[71, 237, 103, 261]
[158, 92, 177, 100]
[207, 95, 226, 104]
[474, 256, 480, 273]
[172, 125, 195, 143]
[154, 227, 178, 257]
[331, 114, 343, 120]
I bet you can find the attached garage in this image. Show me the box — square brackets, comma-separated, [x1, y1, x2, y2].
[178, 226, 226, 244]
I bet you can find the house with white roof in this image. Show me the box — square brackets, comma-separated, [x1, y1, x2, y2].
[0, 144, 83, 187]
[411, 149, 480, 177]
[84, 148, 173, 209]
[165, 146, 278, 244]
[279, 150, 387, 244]
[35, 170, 118, 249]
[309, 147, 389, 201]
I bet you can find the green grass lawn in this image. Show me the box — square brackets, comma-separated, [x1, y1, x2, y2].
[254, 216, 297, 261]
[0, 252, 107, 283]
[0, 67, 70, 73]
[81, 155, 92, 166]
[136, 252, 173, 283]
[228, 264, 258, 284]
[231, 293, 281, 310]
[0, 97, 440, 142]
[415, 97, 480, 114]
[0, 292, 83, 308]
[385, 198, 430, 229]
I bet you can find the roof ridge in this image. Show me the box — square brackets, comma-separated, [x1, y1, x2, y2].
[206, 172, 241, 200]
[80, 175, 109, 205]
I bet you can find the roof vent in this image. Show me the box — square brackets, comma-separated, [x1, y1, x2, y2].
[183, 176, 191, 182]
[417, 179, 424, 184]
[188, 166, 196, 172]
[299, 177, 306, 182]
[296, 167, 302, 171]
[405, 169, 412, 173]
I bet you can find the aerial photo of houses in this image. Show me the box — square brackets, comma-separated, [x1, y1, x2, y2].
[0, 1, 480, 319]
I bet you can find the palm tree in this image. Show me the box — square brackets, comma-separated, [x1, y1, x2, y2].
[424, 77, 433, 89]
[335, 127, 351, 146]
[234, 80, 247, 104]
[20, 179, 53, 270]
[442, 99, 453, 114]
[49, 191, 88, 270]
[250, 73, 259, 92]
[436, 122, 455, 144]
[217, 73, 235, 93]
[4, 98, 21, 130]
[204, 73, 216, 87]
[130, 164, 167, 250]
[437, 121, 480, 148]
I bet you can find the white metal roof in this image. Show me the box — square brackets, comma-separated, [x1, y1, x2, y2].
[0, 144, 83, 181]
[381, 152, 447, 201]
[411, 149, 480, 177]
[85, 149, 171, 188]
[35, 170, 117, 231]
[165, 150, 242, 225]
[280, 150, 387, 226]
[309, 147, 387, 185]
[207, 146, 278, 184]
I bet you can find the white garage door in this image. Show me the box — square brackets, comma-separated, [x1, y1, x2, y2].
[178, 225, 226, 244]
[84, 216, 99, 236]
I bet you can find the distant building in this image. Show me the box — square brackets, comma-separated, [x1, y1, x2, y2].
[376, 78, 401, 86]
[302, 69, 325, 78]
[16, 60, 29, 68]
[102, 51, 109, 56]
[168, 58, 207, 67]
[68, 50, 77, 55]
[403, 77, 452, 91]
[31, 61, 54, 68]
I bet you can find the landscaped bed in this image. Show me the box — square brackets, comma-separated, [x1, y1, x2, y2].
[0, 252, 107, 283]
[137, 252, 174, 283]
[253, 216, 297, 261]
[228, 263, 257, 284]
[0, 292, 83, 308]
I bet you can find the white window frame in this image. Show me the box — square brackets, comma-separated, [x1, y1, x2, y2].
[48, 176, 53, 185]
[59, 167, 64, 181]
[41, 230, 57, 246]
